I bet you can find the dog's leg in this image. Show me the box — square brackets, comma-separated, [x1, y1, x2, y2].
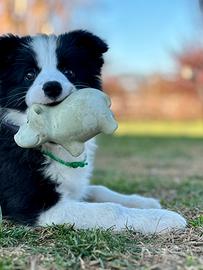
[85, 185, 161, 208]
[37, 199, 186, 234]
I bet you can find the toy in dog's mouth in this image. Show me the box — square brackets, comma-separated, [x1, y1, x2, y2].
[13, 88, 118, 156]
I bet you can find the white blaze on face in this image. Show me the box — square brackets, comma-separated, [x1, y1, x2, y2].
[25, 35, 74, 106]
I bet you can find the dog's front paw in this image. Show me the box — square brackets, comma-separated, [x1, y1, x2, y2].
[143, 209, 187, 234]
[154, 210, 187, 234]
[123, 208, 187, 234]
[124, 195, 161, 209]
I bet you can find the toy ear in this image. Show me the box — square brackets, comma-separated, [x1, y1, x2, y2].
[103, 93, 111, 107]
[32, 104, 44, 115]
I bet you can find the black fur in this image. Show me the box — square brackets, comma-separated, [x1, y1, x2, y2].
[0, 30, 108, 225]
[57, 30, 108, 89]
[0, 35, 39, 111]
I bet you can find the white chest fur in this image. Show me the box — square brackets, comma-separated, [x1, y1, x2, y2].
[42, 138, 96, 201]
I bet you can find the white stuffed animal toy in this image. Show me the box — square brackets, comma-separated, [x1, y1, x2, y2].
[14, 88, 118, 156]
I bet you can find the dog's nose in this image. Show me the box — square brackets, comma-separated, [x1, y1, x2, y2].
[43, 81, 62, 99]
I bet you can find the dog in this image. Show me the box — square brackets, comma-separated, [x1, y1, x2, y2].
[0, 30, 186, 234]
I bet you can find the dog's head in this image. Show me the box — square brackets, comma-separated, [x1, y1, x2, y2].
[0, 30, 108, 111]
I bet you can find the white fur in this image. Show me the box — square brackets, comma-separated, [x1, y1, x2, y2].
[85, 185, 161, 209]
[26, 35, 75, 106]
[41, 139, 96, 200]
[38, 133, 186, 234]
[38, 200, 186, 234]
[3, 109, 27, 126]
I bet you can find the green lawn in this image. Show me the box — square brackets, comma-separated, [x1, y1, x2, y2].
[0, 134, 203, 269]
[117, 121, 203, 137]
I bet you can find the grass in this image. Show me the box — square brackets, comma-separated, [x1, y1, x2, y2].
[0, 123, 203, 269]
[116, 120, 203, 137]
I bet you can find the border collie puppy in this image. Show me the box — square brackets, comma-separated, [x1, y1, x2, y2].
[0, 30, 186, 234]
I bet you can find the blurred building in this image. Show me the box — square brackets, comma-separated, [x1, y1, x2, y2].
[104, 46, 203, 121]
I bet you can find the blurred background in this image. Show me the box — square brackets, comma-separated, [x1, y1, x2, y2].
[1, 0, 203, 136]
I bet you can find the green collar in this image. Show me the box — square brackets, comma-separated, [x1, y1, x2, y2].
[41, 149, 88, 168]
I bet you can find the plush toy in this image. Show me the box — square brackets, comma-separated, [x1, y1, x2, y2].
[14, 88, 118, 157]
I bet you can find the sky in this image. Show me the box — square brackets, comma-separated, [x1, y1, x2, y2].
[68, 0, 202, 75]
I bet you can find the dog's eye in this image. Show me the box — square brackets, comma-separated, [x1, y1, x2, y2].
[24, 70, 36, 81]
[62, 69, 75, 79]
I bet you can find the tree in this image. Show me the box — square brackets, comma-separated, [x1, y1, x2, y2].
[0, 0, 88, 35]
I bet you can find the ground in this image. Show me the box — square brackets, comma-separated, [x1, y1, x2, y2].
[0, 125, 203, 269]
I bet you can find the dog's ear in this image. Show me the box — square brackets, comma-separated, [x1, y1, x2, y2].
[0, 35, 23, 69]
[60, 30, 108, 55]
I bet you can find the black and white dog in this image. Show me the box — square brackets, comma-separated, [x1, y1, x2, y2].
[0, 30, 186, 234]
